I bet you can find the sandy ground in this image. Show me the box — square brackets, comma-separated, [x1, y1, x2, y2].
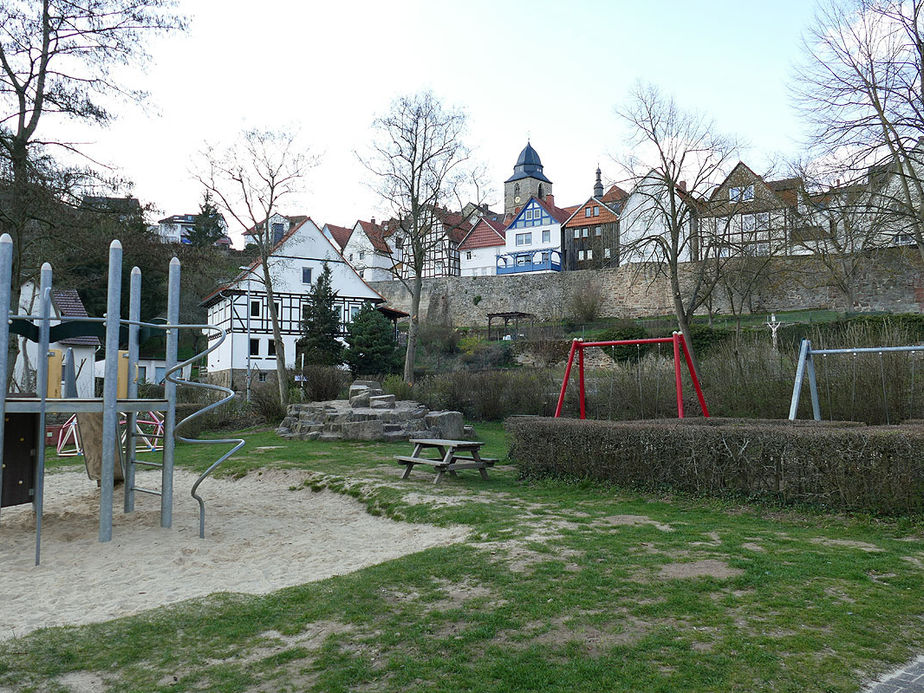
[0, 468, 468, 640]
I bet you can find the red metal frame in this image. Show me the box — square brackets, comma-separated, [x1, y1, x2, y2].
[553, 332, 709, 419]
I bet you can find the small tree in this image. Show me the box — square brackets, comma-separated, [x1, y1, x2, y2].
[344, 304, 400, 376]
[300, 262, 342, 366]
[188, 190, 225, 247]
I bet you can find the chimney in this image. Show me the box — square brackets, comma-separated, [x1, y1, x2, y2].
[546, 194, 555, 207]
[594, 166, 604, 198]
[678, 181, 687, 191]
[371, 216, 376, 225]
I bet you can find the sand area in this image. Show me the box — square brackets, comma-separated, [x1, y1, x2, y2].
[0, 468, 467, 640]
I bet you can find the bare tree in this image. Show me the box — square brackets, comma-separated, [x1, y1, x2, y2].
[795, 0, 924, 263]
[0, 0, 184, 290]
[360, 91, 481, 384]
[615, 83, 739, 371]
[198, 129, 312, 406]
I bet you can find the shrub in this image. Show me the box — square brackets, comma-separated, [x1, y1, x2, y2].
[249, 382, 286, 424]
[506, 416, 924, 515]
[344, 304, 401, 376]
[417, 324, 460, 355]
[566, 278, 604, 324]
[599, 322, 651, 362]
[297, 365, 347, 402]
[382, 373, 414, 401]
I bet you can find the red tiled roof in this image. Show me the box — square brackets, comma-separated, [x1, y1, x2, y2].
[358, 220, 392, 254]
[325, 224, 353, 250]
[563, 197, 620, 228]
[460, 217, 506, 250]
[533, 196, 572, 224]
[601, 185, 629, 203]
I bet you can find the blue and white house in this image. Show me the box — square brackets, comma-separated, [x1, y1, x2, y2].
[496, 196, 569, 274]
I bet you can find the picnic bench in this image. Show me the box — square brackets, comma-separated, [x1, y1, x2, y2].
[396, 438, 496, 484]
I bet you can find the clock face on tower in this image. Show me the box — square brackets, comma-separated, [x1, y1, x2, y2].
[514, 196, 521, 203]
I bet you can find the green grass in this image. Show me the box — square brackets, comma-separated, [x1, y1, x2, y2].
[8, 422, 923, 692]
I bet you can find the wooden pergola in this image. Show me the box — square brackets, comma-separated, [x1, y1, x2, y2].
[486, 311, 535, 341]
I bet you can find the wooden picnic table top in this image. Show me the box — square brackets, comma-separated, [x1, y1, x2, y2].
[409, 438, 484, 447]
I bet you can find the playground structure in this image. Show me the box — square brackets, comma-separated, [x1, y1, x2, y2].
[788, 338, 923, 422]
[554, 332, 710, 419]
[0, 236, 243, 565]
[56, 411, 165, 456]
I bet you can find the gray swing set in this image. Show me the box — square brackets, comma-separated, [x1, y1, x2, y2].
[0, 236, 243, 565]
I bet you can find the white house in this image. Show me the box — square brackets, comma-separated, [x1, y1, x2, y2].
[13, 286, 98, 398]
[619, 170, 698, 264]
[93, 357, 191, 386]
[496, 196, 569, 274]
[341, 219, 395, 282]
[201, 214, 384, 389]
[459, 216, 506, 276]
[155, 213, 231, 246]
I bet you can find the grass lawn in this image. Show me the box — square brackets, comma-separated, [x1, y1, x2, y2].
[2, 422, 922, 692]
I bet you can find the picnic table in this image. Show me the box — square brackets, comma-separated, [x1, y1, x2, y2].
[395, 438, 496, 484]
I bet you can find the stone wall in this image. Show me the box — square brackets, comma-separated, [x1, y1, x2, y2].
[371, 249, 924, 327]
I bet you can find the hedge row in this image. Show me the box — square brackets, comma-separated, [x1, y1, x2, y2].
[505, 416, 924, 514]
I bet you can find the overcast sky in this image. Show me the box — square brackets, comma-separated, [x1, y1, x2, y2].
[55, 0, 821, 245]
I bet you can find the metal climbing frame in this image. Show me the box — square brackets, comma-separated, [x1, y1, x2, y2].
[554, 332, 710, 419]
[787, 338, 924, 421]
[0, 236, 242, 564]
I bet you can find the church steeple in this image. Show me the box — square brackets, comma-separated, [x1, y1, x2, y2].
[594, 165, 604, 198]
[504, 141, 553, 215]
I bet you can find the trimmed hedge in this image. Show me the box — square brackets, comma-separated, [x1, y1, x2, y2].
[506, 416, 924, 515]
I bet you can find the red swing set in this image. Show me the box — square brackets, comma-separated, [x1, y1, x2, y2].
[554, 331, 710, 419]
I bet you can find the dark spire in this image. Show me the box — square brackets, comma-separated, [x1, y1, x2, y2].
[594, 165, 603, 198]
[505, 142, 552, 184]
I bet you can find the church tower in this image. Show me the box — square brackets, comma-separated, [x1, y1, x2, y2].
[504, 142, 553, 215]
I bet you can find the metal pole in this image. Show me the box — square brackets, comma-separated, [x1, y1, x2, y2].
[124, 267, 141, 512]
[34, 263, 53, 564]
[807, 351, 821, 421]
[162, 257, 180, 527]
[788, 339, 810, 420]
[679, 333, 709, 417]
[246, 275, 251, 403]
[0, 234, 13, 526]
[554, 339, 579, 417]
[100, 241, 122, 542]
[672, 332, 685, 419]
[63, 348, 77, 397]
[578, 344, 586, 419]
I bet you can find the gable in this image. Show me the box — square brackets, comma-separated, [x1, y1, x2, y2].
[564, 197, 619, 228]
[508, 198, 557, 231]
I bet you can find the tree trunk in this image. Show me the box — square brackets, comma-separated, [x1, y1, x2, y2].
[403, 273, 423, 384]
[261, 260, 289, 407]
[670, 269, 702, 381]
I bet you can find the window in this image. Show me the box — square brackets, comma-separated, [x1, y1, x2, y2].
[155, 366, 166, 384]
[348, 253, 354, 261]
[515, 232, 532, 246]
[586, 249, 593, 260]
[258, 372, 267, 382]
[137, 365, 147, 383]
[541, 252, 549, 262]
[578, 250, 585, 261]
[585, 207, 592, 218]
[351, 306, 361, 320]
[525, 210, 533, 220]
[729, 185, 754, 203]
[302, 267, 312, 284]
[573, 229, 581, 239]
[604, 248, 611, 259]
[593, 206, 600, 217]
[250, 300, 260, 317]
[466, 250, 472, 260]
[249, 338, 260, 356]
[268, 339, 276, 356]
[542, 229, 550, 243]
[359, 250, 365, 260]
[595, 226, 602, 236]
[582, 228, 589, 238]
[516, 255, 529, 266]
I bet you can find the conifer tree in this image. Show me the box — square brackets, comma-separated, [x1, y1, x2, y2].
[188, 190, 225, 247]
[300, 262, 342, 365]
[345, 304, 400, 376]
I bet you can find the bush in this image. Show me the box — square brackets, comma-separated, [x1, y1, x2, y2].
[408, 369, 560, 420]
[506, 416, 924, 515]
[297, 365, 347, 402]
[344, 304, 401, 376]
[566, 278, 604, 324]
[417, 324, 460, 355]
[382, 373, 414, 401]
[599, 322, 651, 362]
[249, 382, 286, 424]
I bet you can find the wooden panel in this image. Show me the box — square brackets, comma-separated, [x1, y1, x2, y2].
[1, 413, 38, 507]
